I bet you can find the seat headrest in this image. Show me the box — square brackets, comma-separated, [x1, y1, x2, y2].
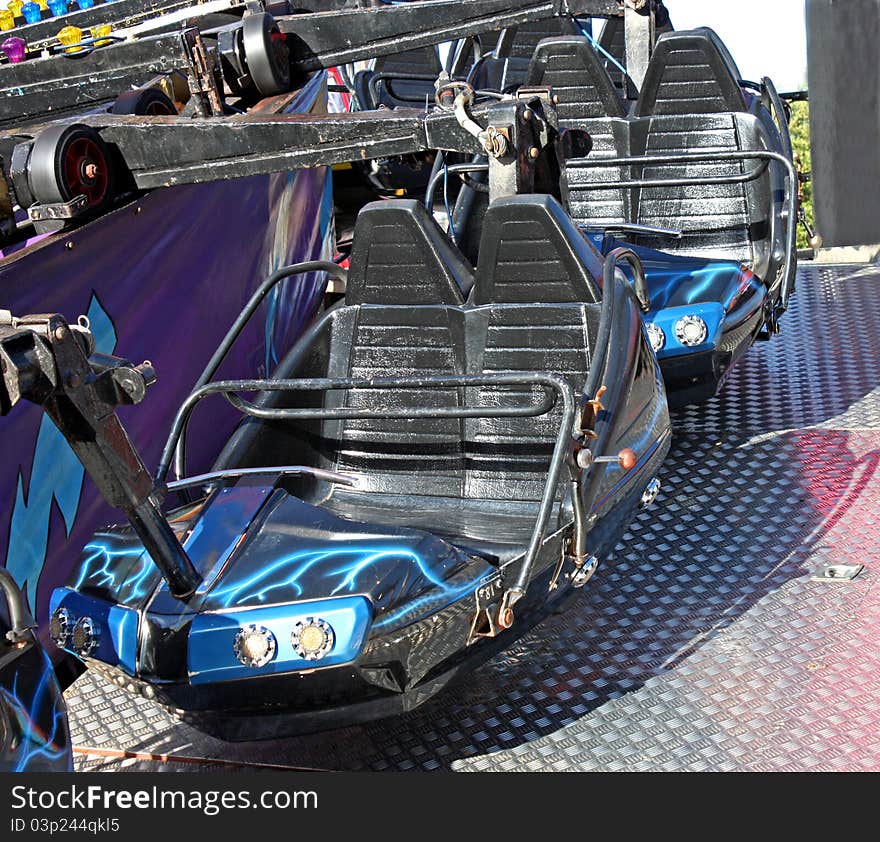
[472, 195, 602, 306]
[347, 200, 474, 306]
[597, 16, 626, 65]
[635, 28, 747, 116]
[503, 17, 582, 60]
[525, 36, 625, 120]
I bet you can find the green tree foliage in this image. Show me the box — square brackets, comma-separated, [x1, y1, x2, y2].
[789, 101, 814, 250]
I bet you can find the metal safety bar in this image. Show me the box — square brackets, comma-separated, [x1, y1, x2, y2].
[166, 465, 359, 493]
[0, 568, 33, 643]
[425, 162, 489, 212]
[604, 247, 650, 313]
[169, 259, 347, 480]
[369, 71, 441, 105]
[567, 149, 799, 315]
[761, 76, 793, 162]
[159, 370, 577, 611]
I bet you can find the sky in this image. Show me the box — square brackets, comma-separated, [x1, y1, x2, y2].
[663, 0, 807, 91]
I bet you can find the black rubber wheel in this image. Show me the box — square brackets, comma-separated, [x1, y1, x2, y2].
[27, 123, 114, 210]
[242, 12, 291, 97]
[111, 87, 176, 116]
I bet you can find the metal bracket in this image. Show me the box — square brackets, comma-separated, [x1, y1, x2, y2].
[466, 576, 506, 645]
[181, 27, 224, 117]
[811, 564, 864, 583]
[27, 194, 90, 223]
[623, 0, 655, 90]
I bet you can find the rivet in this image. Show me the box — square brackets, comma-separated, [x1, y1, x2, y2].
[529, 147, 539, 159]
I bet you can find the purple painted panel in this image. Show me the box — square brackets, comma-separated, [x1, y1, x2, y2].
[0, 74, 334, 656]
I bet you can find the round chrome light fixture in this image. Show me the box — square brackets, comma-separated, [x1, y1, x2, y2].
[645, 322, 665, 352]
[49, 606, 72, 648]
[71, 617, 97, 657]
[291, 617, 335, 661]
[233, 624, 277, 668]
[674, 314, 708, 347]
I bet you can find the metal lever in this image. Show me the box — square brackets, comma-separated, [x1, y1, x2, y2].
[437, 78, 509, 158]
[576, 448, 638, 471]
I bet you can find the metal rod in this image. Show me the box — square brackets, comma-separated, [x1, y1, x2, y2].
[222, 382, 555, 420]
[166, 260, 347, 481]
[0, 568, 32, 642]
[762, 76, 793, 171]
[163, 370, 576, 596]
[569, 148, 798, 316]
[604, 247, 650, 313]
[567, 159, 770, 189]
[425, 162, 489, 212]
[165, 465, 358, 492]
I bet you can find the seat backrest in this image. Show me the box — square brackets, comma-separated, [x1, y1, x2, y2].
[630, 29, 767, 265]
[525, 36, 632, 229]
[597, 15, 628, 99]
[526, 35, 625, 122]
[635, 27, 746, 117]
[472, 194, 603, 305]
[473, 17, 583, 92]
[504, 16, 583, 61]
[463, 301, 597, 503]
[347, 200, 474, 305]
[369, 45, 441, 107]
[465, 198, 601, 502]
[330, 304, 467, 497]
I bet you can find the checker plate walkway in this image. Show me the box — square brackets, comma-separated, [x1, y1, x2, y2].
[66, 264, 880, 772]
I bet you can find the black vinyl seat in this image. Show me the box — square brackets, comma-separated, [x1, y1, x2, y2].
[219, 197, 605, 563]
[354, 45, 442, 109]
[346, 199, 474, 303]
[536, 28, 785, 281]
[630, 28, 779, 271]
[471, 16, 582, 92]
[524, 37, 632, 228]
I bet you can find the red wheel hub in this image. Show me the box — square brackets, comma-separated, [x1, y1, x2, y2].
[62, 136, 109, 207]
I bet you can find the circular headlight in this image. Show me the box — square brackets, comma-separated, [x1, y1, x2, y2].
[674, 315, 708, 347]
[233, 624, 277, 668]
[291, 617, 335, 661]
[49, 607, 72, 648]
[72, 617, 97, 657]
[645, 322, 665, 352]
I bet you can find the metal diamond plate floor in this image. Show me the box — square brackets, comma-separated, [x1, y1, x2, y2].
[66, 264, 880, 772]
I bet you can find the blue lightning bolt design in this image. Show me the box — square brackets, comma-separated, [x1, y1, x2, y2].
[74, 539, 154, 602]
[1, 658, 70, 772]
[209, 546, 466, 610]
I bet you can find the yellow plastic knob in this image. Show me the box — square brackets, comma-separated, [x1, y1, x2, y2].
[90, 23, 110, 46]
[0, 9, 13, 29]
[57, 24, 83, 53]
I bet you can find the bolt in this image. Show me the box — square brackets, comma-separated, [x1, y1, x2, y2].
[83, 162, 98, 179]
[523, 109, 532, 121]
[65, 241, 74, 250]
[53, 325, 67, 341]
[529, 147, 540, 159]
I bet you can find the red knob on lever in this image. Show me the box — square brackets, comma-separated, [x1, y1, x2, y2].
[576, 446, 639, 471]
[618, 448, 637, 471]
